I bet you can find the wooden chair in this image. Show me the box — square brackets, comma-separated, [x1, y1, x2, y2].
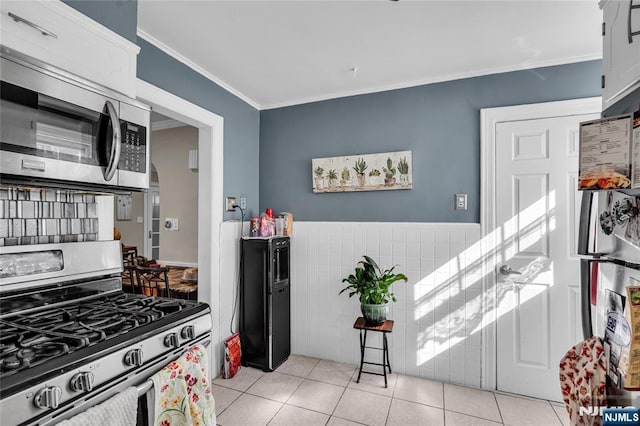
[135, 265, 170, 298]
[121, 245, 138, 294]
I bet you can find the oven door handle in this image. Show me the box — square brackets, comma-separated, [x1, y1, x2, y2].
[103, 100, 121, 182]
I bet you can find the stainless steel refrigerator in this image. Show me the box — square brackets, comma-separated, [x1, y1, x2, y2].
[579, 189, 640, 405]
[240, 236, 291, 371]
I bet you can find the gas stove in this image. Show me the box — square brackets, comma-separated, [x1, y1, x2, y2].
[0, 241, 212, 426]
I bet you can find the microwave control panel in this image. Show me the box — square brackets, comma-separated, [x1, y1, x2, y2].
[118, 121, 147, 173]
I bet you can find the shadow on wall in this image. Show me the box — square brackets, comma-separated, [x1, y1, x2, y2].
[414, 194, 555, 363]
[288, 190, 573, 395]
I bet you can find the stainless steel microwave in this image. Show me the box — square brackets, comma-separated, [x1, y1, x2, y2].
[0, 48, 150, 190]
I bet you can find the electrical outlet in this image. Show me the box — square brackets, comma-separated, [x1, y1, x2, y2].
[225, 197, 236, 212]
[240, 196, 247, 210]
[455, 194, 468, 210]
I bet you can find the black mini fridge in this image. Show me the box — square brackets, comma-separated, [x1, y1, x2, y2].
[240, 236, 290, 371]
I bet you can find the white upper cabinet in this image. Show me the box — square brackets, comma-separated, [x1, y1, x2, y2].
[0, 1, 140, 97]
[602, 0, 640, 110]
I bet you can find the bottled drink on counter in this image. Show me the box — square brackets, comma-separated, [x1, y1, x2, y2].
[279, 212, 294, 236]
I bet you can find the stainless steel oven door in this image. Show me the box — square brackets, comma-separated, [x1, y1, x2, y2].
[33, 335, 212, 426]
[0, 55, 122, 186]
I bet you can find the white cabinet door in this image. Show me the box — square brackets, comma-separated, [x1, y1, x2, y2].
[603, 0, 640, 110]
[0, 1, 139, 97]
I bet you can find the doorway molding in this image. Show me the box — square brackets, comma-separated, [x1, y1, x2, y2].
[136, 79, 224, 375]
[479, 96, 601, 390]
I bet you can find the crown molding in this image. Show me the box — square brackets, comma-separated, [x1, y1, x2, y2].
[137, 27, 601, 111]
[137, 29, 261, 110]
[261, 53, 603, 110]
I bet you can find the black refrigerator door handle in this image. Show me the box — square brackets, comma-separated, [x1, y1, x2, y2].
[577, 191, 594, 256]
[580, 259, 593, 339]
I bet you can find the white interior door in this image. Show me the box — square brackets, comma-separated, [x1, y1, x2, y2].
[495, 112, 598, 401]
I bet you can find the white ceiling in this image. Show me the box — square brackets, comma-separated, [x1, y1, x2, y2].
[137, 0, 603, 110]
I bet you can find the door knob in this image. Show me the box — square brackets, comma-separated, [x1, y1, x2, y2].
[499, 265, 522, 275]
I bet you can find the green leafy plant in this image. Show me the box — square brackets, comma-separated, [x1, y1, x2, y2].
[383, 158, 396, 179]
[314, 166, 324, 178]
[398, 157, 409, 175]
[340, 256, 408, 304]
[353, 158, 368, 175]
[327, 169, 338, 180]
[341, 167, 351, 181]
[369, 169, 381, 177]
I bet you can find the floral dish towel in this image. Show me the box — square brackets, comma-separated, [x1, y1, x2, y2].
[152, 345, 216, 426]
[559, 336, 607, 426]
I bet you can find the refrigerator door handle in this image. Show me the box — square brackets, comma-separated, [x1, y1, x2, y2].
[580, 259, 594, 339]
[577, 191, 594, 255]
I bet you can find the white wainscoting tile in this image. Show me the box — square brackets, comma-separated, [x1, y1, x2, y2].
[282, 222, 483, 388]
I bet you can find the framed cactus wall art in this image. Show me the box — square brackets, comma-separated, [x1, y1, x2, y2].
[311, 151, 412, 193]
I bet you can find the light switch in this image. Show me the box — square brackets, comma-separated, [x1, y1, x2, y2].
[455, 194, 467, 210]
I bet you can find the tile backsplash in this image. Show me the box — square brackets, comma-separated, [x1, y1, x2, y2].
[0, 187, 99, 246]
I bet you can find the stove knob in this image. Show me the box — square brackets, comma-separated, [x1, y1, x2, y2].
[164, 332, 179, 348]
[124, 348, 144, 367]
[70, 371, 95, 392]
[181, 325, 195, 340]
[33, 386, 62, 410]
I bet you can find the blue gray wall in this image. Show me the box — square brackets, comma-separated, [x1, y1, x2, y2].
[62, 1, 138, 43]
[63, 0, 260, 221]
[259, 61, 602, 222]
[136, 39, 260, 221]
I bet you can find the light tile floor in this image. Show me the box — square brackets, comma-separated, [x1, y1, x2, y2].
[213, 354, 569, 426]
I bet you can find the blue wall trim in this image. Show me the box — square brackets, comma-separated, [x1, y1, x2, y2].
[259, 61, 602, 222]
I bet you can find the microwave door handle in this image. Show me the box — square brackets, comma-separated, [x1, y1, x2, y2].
[103, 100, 121, 181]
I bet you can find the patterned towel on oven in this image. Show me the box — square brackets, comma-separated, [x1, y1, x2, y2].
[58, 387, 138, 426]
[152, 345, 216, 426]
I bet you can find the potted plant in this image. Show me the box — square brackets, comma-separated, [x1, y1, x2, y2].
[340, 256, 407, 325]
[398, 157, 409, 184]
[353, 158, 368, 187]
[341, 167, 351, 187]
[327, 169, 339, 187]
[314, 166, 324, 189]
[382, 158, 396, 186]
[368, 169, 381, 186]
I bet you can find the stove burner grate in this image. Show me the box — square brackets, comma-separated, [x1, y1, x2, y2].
[0, 291, 192, 378]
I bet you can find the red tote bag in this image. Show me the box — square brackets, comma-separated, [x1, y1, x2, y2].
[222, 333, 241, 379]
